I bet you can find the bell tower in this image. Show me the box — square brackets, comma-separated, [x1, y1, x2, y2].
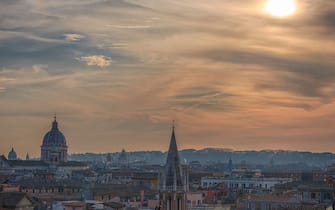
[159, 123, 187, 210]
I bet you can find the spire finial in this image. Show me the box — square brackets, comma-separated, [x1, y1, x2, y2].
[172, 120, 175, 130]
[54, 113, 57, 121]
[52, 113, 58, 130]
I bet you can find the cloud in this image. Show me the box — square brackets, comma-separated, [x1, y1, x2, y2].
[79, 55, 112, 67]
[32, 64, 49, 74]
[316, 10, 335, 32]
[64, 33, 85, 41]
[106, 24, 151, 29]
[172, 86, 236, 112]
[1, 0, 335, 155]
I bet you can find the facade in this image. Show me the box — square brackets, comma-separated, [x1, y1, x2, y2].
[246, 187, 335, 210]
[298, 185, 335, 204]
[187, 192, 203, 208]
[246, 194, 301, 210]
[0, 156, 14, 175]
[201, 177, 292, 189]
[62, 201, 86, 210]
[159, 125, 187, 210]
[20, 182, 83, 202]
[41, 116, 68, 164]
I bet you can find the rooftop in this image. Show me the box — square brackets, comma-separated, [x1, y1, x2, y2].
[0, 192, 34, 207]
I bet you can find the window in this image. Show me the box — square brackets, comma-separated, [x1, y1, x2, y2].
[324, 193, 331, 200]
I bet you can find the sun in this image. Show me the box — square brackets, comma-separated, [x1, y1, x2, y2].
[264, 0, 296, 17]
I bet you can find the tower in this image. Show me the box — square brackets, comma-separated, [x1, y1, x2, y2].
[40, 115, 68, 164]
[118, 149, 128, 168]
[227, 158, 233, 172]
[159, 124, 187, 210]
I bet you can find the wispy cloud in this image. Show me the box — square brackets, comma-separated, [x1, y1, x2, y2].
[79, 55, 112, 67]
[106, 24, 151, 29]
[64, 33, 85, 41]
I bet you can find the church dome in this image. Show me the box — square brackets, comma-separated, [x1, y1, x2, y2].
[8, 147, 17, 160]
[42, 117, 67, 146]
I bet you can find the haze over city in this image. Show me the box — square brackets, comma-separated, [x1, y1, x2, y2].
[1, 0, 335, 157]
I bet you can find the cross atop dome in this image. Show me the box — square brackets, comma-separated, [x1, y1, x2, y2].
[52, 113, 58, 130]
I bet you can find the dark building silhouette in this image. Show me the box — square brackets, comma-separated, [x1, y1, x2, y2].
[227, 158, 233, 172]
[118, 149, 128, 168]
[40, 115, 68, 164]
[106, 153, 112, 162]
[159, 124, 187, 210]
[8, 148, 17, 160]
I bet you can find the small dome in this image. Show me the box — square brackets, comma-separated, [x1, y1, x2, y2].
[8, 148, 17, 160]
[42, 117, 67, 146]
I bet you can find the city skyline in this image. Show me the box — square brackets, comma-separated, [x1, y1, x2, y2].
[1, 0, 335, 157]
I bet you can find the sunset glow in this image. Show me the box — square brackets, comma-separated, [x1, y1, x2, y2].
[0, 0, 334, 157]
[264, 0, 296, 17]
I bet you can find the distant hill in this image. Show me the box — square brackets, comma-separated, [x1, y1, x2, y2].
[69, 148, 335, 168]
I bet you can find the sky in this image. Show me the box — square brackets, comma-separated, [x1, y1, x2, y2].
[1, 0, 335, 158]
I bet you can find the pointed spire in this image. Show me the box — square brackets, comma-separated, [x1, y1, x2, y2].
[26, 153, 30, 160]
[170, 121, 176, 146]
[164, 122, 184, 191]
[52, 113, 58, 130]
[169, 128, 177, 156]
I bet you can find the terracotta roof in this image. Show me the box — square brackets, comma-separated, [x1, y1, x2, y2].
[248, 194, 298, 203]
[63, 201, 85, 207]
[0, 192, 33, 207]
